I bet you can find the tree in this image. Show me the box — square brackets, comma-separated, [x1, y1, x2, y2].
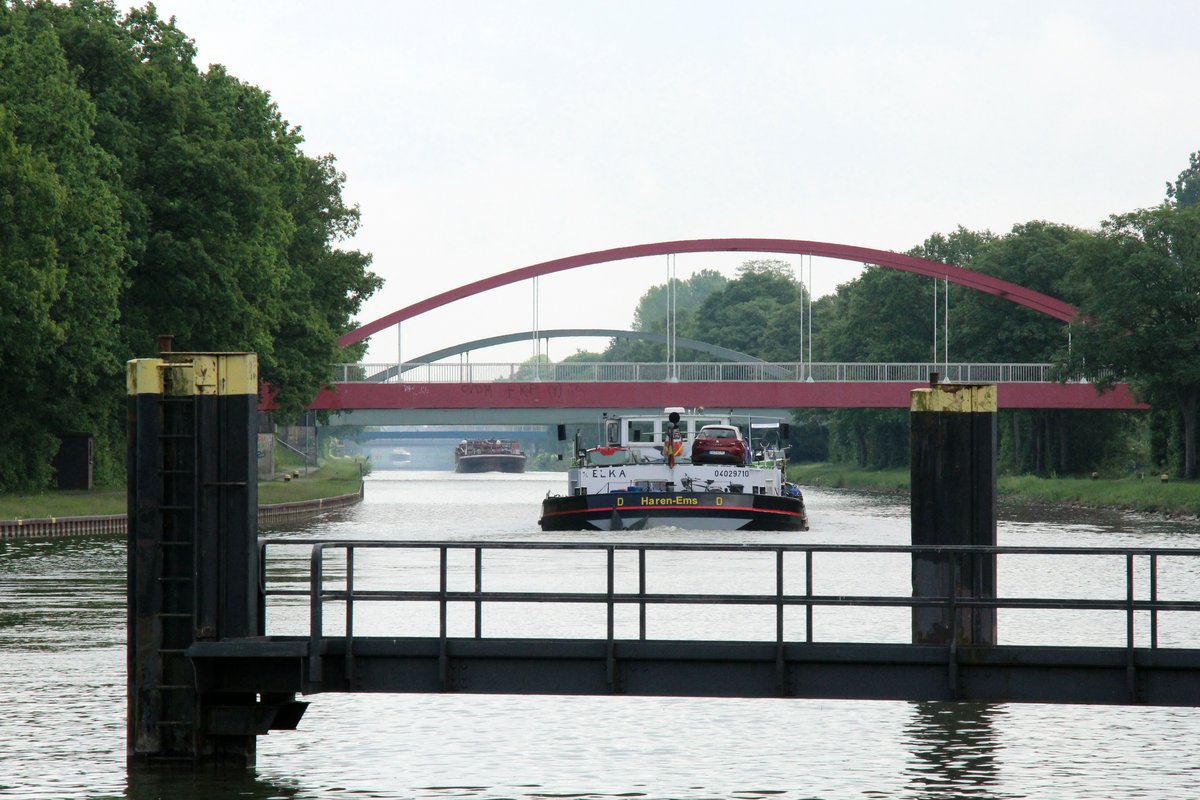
[817, 267, 933, 362]
[1067, 202, 1200, 478]
[0, 106, 68, 489]
[1167, 151, 1200, 209]
[685, 260, 806, 361]
[267, 152, 379, 416]
[0, 1, 381, 488]
[605, 269, 727, 362]
[0, 6, 127, 489]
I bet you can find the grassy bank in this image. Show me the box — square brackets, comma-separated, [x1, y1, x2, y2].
[0, 458, 366, 521]
[788, 462, 1200, 517]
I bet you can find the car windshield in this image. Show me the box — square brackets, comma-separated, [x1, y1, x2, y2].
[700, 427, 738, 440]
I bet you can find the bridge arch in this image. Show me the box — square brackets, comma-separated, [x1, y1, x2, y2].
[407, 328, 777, 366]
[359, 328, 792, 383]
[339, 238, 1079, 348]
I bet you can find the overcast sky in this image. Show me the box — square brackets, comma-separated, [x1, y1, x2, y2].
[154, 0, 1200, 364]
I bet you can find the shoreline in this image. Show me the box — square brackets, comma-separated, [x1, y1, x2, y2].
[789, 463, 1200, 520]
[0, 482, 364, 540]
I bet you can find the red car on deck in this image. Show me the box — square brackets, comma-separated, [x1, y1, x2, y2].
[690, 424, 749, 465]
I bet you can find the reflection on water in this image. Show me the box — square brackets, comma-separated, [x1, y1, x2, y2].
[113, 771, 303, 800]
[904, 703, 1004, 799]
[4, 473, 1200, 798]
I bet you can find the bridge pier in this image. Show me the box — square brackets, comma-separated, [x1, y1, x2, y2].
[910, 379, 998, 647]
[126, 351, 306, 769]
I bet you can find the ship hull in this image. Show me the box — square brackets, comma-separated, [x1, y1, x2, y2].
[455, 454, 527, 474]
[538, 491, 807, 532]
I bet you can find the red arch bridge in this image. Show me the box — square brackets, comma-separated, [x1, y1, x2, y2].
[276, 238, 1142, 424]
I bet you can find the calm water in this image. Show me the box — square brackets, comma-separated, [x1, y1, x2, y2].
[3, 471, 1200, 799]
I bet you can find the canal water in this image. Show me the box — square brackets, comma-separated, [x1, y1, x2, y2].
[3, 470, 1200, 799]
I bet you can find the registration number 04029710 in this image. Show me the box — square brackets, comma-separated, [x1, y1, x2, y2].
[713, 469, 749, 477]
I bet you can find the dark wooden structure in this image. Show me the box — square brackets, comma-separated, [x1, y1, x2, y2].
[126, 353, 305, 769]
[910, 380, 997, 645]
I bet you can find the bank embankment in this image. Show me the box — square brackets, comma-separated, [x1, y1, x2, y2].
[0, 459, 367, 539]
[789, 462, 1200, 518]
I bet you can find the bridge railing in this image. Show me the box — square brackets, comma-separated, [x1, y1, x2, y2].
[258, 540, 1200, 674]
[332, 362, 1090, 384]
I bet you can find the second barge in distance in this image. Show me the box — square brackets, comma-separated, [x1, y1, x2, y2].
[539, 407, 808, 531]
[455, 439, 528, 474]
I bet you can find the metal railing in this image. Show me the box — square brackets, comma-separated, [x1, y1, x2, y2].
[330, 362, 1096, 384]
[259, 540, 1200, 684]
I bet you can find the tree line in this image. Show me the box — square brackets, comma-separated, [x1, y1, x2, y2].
[0, 1, 381, 491]
[553, 158, 1200, 479]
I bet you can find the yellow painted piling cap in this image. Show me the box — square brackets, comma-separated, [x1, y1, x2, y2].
[910, 383, 997, 413]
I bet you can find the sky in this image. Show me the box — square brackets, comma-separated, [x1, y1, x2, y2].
[152, 0, 1200, 365]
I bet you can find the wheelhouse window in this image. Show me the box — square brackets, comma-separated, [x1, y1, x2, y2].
[626, 420, 658, 445]
[586, 447, 630, 466]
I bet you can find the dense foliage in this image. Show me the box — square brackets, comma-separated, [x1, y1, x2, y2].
[0, 0, 380, 490]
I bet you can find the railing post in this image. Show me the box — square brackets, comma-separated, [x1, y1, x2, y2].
[776, 549, 786, 690]
[309, 544, 324, 685]
[1127, 553, 1136, 699]
[474, 546, 483, 639]
[606, 547, 616, 688]
[439, 546, 448, 689]
[638, 548, 646, 641]
[776, 549, 785, 643]
[805, 550, 814, 643]
[345, 546, 355, 688]
[1151, 554, 1159, 649]
[257, 540, 267, 636]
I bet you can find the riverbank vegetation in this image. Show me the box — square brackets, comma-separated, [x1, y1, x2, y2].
[0, 1, 380, 493]
[0, 458, 366, 521]
[789, 463, 1200, 517]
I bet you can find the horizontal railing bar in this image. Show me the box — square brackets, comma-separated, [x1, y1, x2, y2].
[261, 539, 1200, 558]
[331, 361, 1109, 385]
[267, 588, 1200, 613]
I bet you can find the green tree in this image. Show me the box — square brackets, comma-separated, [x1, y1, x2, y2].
[1067, 202, 1200, 478]
[0, 106, 68, 489]
[685, 260, 807, 361]
[0, 1, 381, 488]
[942, 222, 1121, 476]
[605, 269, 727, 362]
[817, 267, 934, 362]
[270, 152, 380, 416]
[0, 6, 127, 489]
[1167, 151, 1200, 209]
[944, 222, 1079, 362]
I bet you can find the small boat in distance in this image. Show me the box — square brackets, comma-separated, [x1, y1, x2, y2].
[539, 407, 807, 531]
[455, 439, 528, 474]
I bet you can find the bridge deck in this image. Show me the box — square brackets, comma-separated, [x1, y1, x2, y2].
[299, 362, 1141, 414]
[190, 636, 1200, 706]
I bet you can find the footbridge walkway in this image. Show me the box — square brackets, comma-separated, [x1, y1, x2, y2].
[305, 361, 1141, 424]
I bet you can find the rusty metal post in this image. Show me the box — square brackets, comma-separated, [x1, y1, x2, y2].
[127, 352, 267, 768]
[910, 381, 997, 646]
